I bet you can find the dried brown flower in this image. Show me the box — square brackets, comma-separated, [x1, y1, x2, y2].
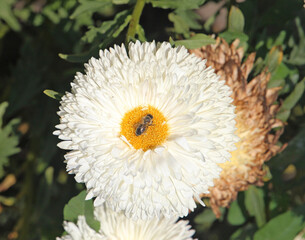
[190, 38, 286, 217]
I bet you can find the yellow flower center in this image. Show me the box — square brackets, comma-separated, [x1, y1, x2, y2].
[120, 105, 169, 151]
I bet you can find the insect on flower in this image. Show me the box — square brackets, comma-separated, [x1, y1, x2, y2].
[135, 114, 154, 136]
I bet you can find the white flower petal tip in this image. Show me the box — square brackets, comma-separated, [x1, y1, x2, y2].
[56, 204, 197, 240]
[55, 41, 238, 220]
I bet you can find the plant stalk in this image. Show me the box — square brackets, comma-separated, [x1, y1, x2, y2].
[126, 0, 146, 44]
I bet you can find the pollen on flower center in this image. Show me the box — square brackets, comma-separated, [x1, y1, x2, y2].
[120, 105, 169, 151]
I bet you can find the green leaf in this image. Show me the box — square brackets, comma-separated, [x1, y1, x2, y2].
[273, 30, 286, 47]
[175, 9, 202, 30]
[254, 207, 305, 240]
[276, 109, 291, 122]
[194, 208, 224, 231]
[287, 17, 305, 65]
[219, 31, 249, 43]
[113, 15, 131, 37]
[292, 104, 305, 118]
[84, 199, 100, 232]
[42, 6, 60, 24]
[6, 39, 48, 116]
[45, 167, 54, 185]
[269, 126, 305, 170]
[268, 78, 285, 90]
[64, 191, 87, 222]
[276, 78, 305, 121]
[228, 200, 246, 226]
[63, 191, 100, 232]
[0, 21, 10, 39]
[70, 0, 112, 19]
[268, 63, 290, 89]
[168, 12, 190, 35]
[230, 223, 257, 240]
[32, 14, 44, 27]
[112, 0, 130, 4]
[0, 102, 8, 127]
[253, 57, 265, 76]
[265, 46, 283, 74]
[245, 186, 266, 228]
[0, 102, 20, 178]
[169, 36, 175, 46]
[228, 6, 245, 33]
[59, 45, 99, 63]
[281, 78, 305, 111]
[0, 0, 21, 31]
[81, 9, 131, 45]
[174, 34, 216, 49]
[43, 90, 64, 101]
[149, 0, 205, 10]
[194, 210, 213, 225]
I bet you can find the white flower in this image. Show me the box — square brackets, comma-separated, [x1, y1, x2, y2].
[54, 41, 238, 220]
[56, 216, 104, 240]
[56, 204, 196, 240]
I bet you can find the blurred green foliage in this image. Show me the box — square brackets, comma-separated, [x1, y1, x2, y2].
[0, 0, 305, 239]
[0, 102, 20, 178]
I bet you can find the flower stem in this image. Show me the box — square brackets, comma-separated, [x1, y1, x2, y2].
[126, 0, 146, 44]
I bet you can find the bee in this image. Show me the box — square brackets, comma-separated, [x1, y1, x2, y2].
[135, 114, 154, 136]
